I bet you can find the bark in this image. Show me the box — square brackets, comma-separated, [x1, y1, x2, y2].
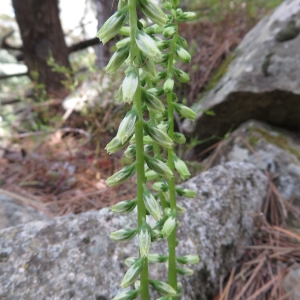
[12, 0, 71, 98]
[94, 0, 117, 68]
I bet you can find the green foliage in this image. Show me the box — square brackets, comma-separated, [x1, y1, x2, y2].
[192, 0, 283, 22]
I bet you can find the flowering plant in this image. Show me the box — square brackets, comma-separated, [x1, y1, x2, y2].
[97, 0, 198, 299]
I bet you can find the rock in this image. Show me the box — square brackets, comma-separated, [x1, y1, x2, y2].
[282, 268, 300, 299]
[0, 193, 50, 230]
[184, 0, 300, 151]
[0, 162, 268, 300]
[204, 120, 300, 226]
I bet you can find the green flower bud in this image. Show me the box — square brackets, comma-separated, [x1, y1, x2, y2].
[156, 40, 171, 50]
[170, 0, 180, 8]
[112, 199, 137, 213]
[106, 44, 130, 75]
[174, 68, 190, 83]
[149, 279, 177, 297]
[161, 216, 176, 237]
[173, 132, 186, 144]
[143, 186, 162, 220]
[176, 204, 186, 214]
[138, 0, 168, 27]
[178, 36, 188, 49]
[125, 257, 138, 267]
[145, 155, 173, 180]
[106, 163, 136, 186]
[122, 68, 139, 103]
[144, 123, 173, 149]
[163, 26, 176, 38]
[110, 228, 137, 242]
[113, 289, 140, 300]
[145, 24, 164, 35]
[173, 153, 191, 180]
[105, 137, 125, 154]
[135, 30, 163, 61]
[152, 70, 167, 84]
[119, 26, 130, 36]
[177, 255, 200, 265]
[116, 108, 138, 144]
[142, 89, 165, 114]
[145, 170, 159, 181]
[163, 77, 174, 93]
[148, 253, 168, 263]
[153, 181, 169, 192]
[173, 103, 197, 121]
[157, 122, 169, 132]
[176, 45, 191, 63]
[124, 144, 136, 158]
[176, 8, 183, 17]
[116, 37, 130, 49]
[179, 12, 197, 22]
[176, 188, 196, 198]
[147, 87, 164, 97]
[164, 207, 171, 216]
[139, 223, 151, 257]
[140, 53, 157, 79]
[97, 7, 128, 44]
[177, 267, 194, 276]
[163, 2, 172, 10]
[121, 257, 144, 288]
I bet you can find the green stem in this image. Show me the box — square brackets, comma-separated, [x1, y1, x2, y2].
[148, 79, 168, 212]
[166, 13, 179, 297]
[129, 0, 149, 299]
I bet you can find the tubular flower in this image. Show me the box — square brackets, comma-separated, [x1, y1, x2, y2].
[113, 289, 140, 300]
[106, 164, 136, 186]
[97, 7, 128, 44]
[173, 153, 191, 180]
[141, 89, 165, 114]
[116, 108, 138, 144]
[144, 155, 173, 180]
[135, 30, 163, 61]
[121, 257, 144, 288]
[122, 68, 139, 104]
[149, 279, 177, 297]
[110, 228, 137, 242]
[112, 199, 137, 213]
[144, 123, 173, 149]
[143, 186, 162, 220]
[106, 44, 130, 74]
[139, 222, 151, 257]
[138, 0, 168, 27]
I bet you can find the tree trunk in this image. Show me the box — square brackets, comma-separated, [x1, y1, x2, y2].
[12, 0, 70, 98]
[94, 0, 117, 68]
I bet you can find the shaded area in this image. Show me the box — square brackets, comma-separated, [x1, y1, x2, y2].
[193, 90, 300, 152]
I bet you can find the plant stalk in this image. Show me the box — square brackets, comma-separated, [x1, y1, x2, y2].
[166, 12, 179, 296]
[129, 0, 149, 299]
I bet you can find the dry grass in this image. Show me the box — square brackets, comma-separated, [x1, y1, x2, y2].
[0, 126, 136, 217]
